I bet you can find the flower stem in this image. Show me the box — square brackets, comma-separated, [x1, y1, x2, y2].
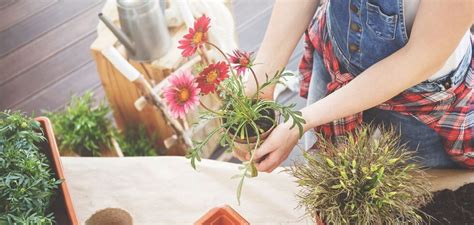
[249, 67, 260, 100]
[200, 100, 222, 116]
[206, 42, 238, 78]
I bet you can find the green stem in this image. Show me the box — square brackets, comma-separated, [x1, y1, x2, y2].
[249, 67, 260, 100]
[199, 100, 222, 116]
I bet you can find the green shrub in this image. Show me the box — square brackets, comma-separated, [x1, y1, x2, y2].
[0, 111, 61, 225]
[289, 125, 432, 225]
[115, 126, 160, 156]
[45, 91, 113, 156]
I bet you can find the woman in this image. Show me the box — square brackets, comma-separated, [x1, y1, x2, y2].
[236, 0, 473, 171]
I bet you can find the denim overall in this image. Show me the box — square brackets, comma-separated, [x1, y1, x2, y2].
[306, 0, 472, 168]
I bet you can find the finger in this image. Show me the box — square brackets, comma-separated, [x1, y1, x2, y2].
[254, 138, 275, 161]
[255, 152, 279, 172]
[232, 148, 246, 161]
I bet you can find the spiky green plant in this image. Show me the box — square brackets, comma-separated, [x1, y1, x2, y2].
[0, 111, 61, 225]
[289, 125, 432, 225]
[45, 91, 112, 156]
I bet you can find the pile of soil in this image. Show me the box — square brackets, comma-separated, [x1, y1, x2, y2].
[421, 183, 474, 225]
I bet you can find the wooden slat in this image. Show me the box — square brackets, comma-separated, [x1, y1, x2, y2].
[0, 3, 104, 85]
[0, 0, 15, 9]
[234, 0, 274, 31]
[0, 33, 97, 109]
[235, 7, 273, 51]
[0, 0, 103, 58]
[0, 0, 58, 32]
[14, 62, 101, 114]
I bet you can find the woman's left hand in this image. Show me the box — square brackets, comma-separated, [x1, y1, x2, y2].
[253, 121, 301, 173]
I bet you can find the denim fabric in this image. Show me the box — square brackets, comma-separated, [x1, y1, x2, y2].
[307, 50, 460, 168]
[327, 0, 408, 75]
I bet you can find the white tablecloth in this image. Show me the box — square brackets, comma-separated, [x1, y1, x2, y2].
[61, 157, 312, 225]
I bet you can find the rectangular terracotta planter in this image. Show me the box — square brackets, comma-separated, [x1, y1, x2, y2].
[194, 205, 249, 225]
[36, 117, 78, 225]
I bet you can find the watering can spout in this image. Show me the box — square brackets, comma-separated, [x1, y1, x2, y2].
[98, 13, 135, 55]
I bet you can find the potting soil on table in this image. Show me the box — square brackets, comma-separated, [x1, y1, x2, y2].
[421, 183, 474, 225]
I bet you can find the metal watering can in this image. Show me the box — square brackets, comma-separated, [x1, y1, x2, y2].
[98, 0, 171, 62]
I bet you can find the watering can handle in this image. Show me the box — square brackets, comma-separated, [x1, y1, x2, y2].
[98, 13, 136, 55]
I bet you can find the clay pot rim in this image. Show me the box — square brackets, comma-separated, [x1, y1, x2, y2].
[225, 111, 280, 144]
[35, 116, 78, 225]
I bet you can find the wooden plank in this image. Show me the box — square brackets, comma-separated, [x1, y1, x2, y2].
[0, 0, 58, 32]
[233, 0, 274, 31]
[236, 7, 273, 51]
[14, 62, 101, 114]
[0, 0, 15, 9]
[0, 3, 103, 84]
[0, 33, 97, 109]
[0, 0, 103, 58]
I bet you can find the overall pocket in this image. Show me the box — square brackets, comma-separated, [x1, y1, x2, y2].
[366, 2, 398, 40]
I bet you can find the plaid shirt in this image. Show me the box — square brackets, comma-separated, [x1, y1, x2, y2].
[299, 8, 474, 168]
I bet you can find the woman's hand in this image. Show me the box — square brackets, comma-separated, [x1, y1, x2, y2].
[253, 120, 301, 173]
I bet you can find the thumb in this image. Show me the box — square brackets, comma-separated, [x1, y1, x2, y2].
[253, 138, 275, 161]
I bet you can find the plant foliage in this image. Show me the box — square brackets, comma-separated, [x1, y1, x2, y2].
[289, 125, 432, 225]
[45, 91, 113, 156]
[0, 111, 61, 225]
[114, 126, 160, 156]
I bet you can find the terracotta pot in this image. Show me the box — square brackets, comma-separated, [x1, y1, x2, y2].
[194, 205, 249, 225]
[230, 123, 276, 153]
[35, 117, 78, 225]
[314, 214, 325, 225]
[228, 111, 279, 153]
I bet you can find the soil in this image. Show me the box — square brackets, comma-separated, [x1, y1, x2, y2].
[421, 183, 474, 225]
[85, 208, 133, 225]
[226, 108, 276, 137]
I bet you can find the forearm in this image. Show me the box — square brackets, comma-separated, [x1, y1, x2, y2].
[299, 0, 472, 132]
[249, 0, 319, 96]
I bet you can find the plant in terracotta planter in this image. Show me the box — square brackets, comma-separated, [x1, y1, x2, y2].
[289, 126, 432, 225]
[164, 15, 305, 203]
[45, 91, 115, 156]
[0, 111, 61, 224]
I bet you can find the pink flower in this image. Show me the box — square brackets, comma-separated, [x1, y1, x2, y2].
[178, 15, 211, 57]
[195, 62, 229, 95]
[164, 71, 201, 119]
[228, 50, 254, 76]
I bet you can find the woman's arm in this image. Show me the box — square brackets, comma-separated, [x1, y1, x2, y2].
[246, 0, 320, 99]
[254, 0, 473, 172]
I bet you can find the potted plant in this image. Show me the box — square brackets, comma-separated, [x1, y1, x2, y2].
[45, 91, 120, 157]
[163, 15, 305, 203]
[0, 111, 77, 225]
[114, 125, 163, 156]
[289, 126, 433, 225]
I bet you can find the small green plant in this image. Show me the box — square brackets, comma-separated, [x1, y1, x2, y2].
[289, 125, 432, 225]
[45, 91, 113, 156]
[0, 111, 61, 225]
[115, 126, 160, 156]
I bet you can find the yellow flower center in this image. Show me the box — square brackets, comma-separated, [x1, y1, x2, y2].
[178, 88, 190, 103]
[193, 32, 204, 44]
[239, 57, 249, 67]
[206, 70, 218, 83]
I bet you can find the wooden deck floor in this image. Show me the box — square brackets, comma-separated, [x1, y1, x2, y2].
[0, 0, 303, 115]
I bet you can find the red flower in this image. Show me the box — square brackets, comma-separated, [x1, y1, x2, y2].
[196, 62, 229, 94]
[178, 15, 211, 57]
[228, 50, 254, 76]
